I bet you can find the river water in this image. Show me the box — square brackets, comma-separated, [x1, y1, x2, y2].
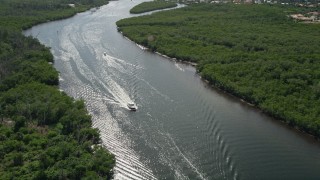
[24, 0, 320, 179]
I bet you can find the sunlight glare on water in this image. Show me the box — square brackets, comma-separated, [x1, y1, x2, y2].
[24, 0, 320, 179]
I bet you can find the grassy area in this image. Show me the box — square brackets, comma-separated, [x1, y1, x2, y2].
[0, 0, 115, 179]
[117, 4, 320, 137]
[130, 0, 177, 14]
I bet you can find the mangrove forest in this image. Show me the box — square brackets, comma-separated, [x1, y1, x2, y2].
[117, 4, 320, 137]
[0, 0, 115, 179]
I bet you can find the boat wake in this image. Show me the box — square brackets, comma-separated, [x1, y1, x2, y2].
[54, 13, 156, 179]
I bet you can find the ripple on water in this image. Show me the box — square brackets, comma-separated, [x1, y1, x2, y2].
[24, 0, 320, 179]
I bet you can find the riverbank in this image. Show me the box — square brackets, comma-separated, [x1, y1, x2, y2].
[117, 3, 320, 138]
[25, 1, 320, 178]
[0, 1, 107, 30]
[119, 31, 198, 66]
[0, 0, 115, 178]
[130, 1, 178, 14]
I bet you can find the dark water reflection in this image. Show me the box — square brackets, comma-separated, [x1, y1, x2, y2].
[24, 1, 320, 179]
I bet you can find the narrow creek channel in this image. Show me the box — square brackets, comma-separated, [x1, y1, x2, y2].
[24, 0, 320, 179]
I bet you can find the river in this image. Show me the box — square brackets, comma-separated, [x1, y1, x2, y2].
[24, 0, 320, 179]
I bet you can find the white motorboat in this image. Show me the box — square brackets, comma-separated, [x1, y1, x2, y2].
[127, 102, 137, 111]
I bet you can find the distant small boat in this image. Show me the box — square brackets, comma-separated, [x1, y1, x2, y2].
[103, 52, 107, 56]
[91, 8, 97, 12]
[127, 102, 137, 111]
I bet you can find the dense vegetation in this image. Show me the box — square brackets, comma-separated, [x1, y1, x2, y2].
[0, 0, 107, 30]
[0, 83, 115, 179]
[0, 0, 115, 179]
[130, 0, 177, 14]
[117, 4, 320, 137]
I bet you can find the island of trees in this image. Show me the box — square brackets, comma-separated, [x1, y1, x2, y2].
[0, 0, 115, 179]
[130, 0, 177, 14]
[117, 4, 320, 138]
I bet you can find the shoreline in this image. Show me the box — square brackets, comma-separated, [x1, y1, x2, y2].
[119, 31, 320, 141]
[120, 31, 198, 67]
[21, 4, 107, 31]
[130, 2, 178, 14]
[19, 0, 116, 174]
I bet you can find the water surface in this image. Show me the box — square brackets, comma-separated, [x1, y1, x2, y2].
[24, 1, 320, 179]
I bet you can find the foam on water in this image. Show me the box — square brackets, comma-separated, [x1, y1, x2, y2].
[53, 14, 156, 179]
[23, 0, 320, 179]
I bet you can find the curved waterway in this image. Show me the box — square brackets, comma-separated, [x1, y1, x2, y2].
[24, 1, 320, 179]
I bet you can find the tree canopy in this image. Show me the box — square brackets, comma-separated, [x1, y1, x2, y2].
[0, 0, 115, 179]
[130, 0, 177, 14]
[117, 4, 320, 137]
